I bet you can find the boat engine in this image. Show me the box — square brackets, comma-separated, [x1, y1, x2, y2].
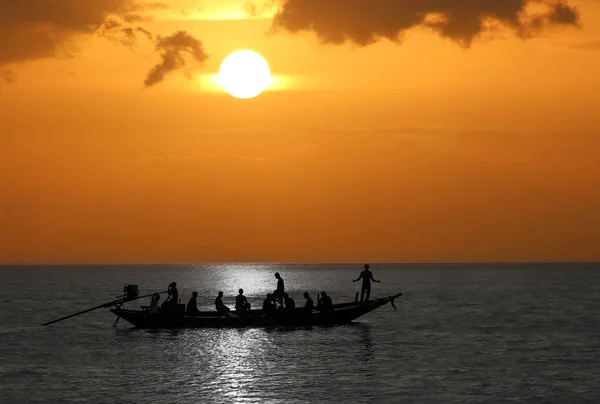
[123, 284, 139, 300]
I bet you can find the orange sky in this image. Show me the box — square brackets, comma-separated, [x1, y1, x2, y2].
[1, 0, 599, 264]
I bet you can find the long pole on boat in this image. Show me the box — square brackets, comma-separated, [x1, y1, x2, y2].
[41, 291, 167, 327]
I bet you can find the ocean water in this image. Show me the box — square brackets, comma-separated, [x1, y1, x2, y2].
[1, 263, 599, 403]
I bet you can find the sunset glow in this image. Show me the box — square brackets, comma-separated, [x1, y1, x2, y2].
[1, 0, 599, 264]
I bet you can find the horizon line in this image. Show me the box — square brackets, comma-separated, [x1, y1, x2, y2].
[1, 261, 599, 267]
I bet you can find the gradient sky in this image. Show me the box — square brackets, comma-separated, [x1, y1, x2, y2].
[1, 0, 599, 264]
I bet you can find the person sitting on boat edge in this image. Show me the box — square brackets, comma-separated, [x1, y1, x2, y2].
[162, 282, 179, 307]
[186, 292, 201, 316]
[317, 291, 333, 313]
[215, 291, 231, 315]
[262, 293, 277, 317]
[235, 289, 251, 314]
[353, 264, 381, 302]
[273, 272, 285, 305]
[283, 293, 295, 313]
[150, 293, 161, 314]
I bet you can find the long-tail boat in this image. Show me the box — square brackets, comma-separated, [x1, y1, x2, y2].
[42, 285, 402, 329]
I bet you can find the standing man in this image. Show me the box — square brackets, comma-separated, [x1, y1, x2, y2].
[273, 272, 285, 304]
[353, 264, 381, 302]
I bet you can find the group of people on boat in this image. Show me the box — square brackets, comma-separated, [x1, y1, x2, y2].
[149, 265, 381, 317]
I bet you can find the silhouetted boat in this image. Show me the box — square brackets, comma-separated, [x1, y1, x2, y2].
[42, 285, 401, 329]
[110, 293, 402, 329]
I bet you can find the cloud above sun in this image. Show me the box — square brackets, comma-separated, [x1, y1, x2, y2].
[0, 0, 583, 85]
[144, 31, 209, 87]
[269, 0, 580, 47]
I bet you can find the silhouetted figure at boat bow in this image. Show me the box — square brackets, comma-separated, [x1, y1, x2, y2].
[353, 264, 381, 302]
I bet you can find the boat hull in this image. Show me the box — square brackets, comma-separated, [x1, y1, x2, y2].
[111, 293, 401, 329]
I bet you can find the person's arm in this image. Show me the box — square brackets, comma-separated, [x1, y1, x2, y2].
[371, 273, 381, 283]
[353, 273, 362, 282]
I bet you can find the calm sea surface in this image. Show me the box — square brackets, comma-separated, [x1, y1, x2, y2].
[1, 263, 599, 403]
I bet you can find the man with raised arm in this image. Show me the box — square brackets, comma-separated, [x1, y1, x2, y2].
[353, 264, 381, 302]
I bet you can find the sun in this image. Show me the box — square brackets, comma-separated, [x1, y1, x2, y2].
[217, 50, 271, 99]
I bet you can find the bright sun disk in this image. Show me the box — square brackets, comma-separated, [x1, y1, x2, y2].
[217, 50, 271, 99]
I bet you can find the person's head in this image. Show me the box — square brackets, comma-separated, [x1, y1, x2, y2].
[274, 272, 280, 279]
[192, 291, 198, 298]
[238, 288, 244, 295]
[364, 264, 370, 270]
[303, 292, 309, 299]
[321, 291, 327, 297]
[169, 281, 177, 288]
[218, 291, 223, 297]
[283, 293, 289, 299]
[153, 293, 160, 301]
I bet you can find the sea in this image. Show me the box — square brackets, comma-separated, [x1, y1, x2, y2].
[1, 263, 599, 403]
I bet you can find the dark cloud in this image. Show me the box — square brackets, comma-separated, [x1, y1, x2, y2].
[98, 19, 154, 47]
[0, 1, 207, 86]
[270, 0, 581, 47]
[144, 31, 209, 87]
[0, 0, 143, 65]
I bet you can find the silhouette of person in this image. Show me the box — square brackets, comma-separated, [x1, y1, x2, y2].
[273, 272, 285, 304]
[353, 264, 381, 302]
[235, 288, 251, 314]
[215, 291, 231, 315]
[162, 282, 179, 307]
[150, 293, 161, 314]
[262, 293, 277, 316]
[318, 291, 333, 313]
[303, 292, 314, 311]
[186, 291, 201, 316]
[283, 292, 295, 312]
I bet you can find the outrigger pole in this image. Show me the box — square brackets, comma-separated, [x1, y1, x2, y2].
[42, 285, 167, 327]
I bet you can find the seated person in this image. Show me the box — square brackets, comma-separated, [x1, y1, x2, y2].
[235, 288, 251, 314]
[317, 291, 333, 313]
[150, 293, 161, 314]
[283, 293, 295, 312]
[162, 281, 179, 307]
[303, 292, 314, 312]
[186, 291, 201, 316]
[262, 293, 277, 316]
[215, 291, 231, 315]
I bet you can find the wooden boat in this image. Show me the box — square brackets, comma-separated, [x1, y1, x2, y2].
[110, 293, 402, 329]
[42, 285, 402, 329]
